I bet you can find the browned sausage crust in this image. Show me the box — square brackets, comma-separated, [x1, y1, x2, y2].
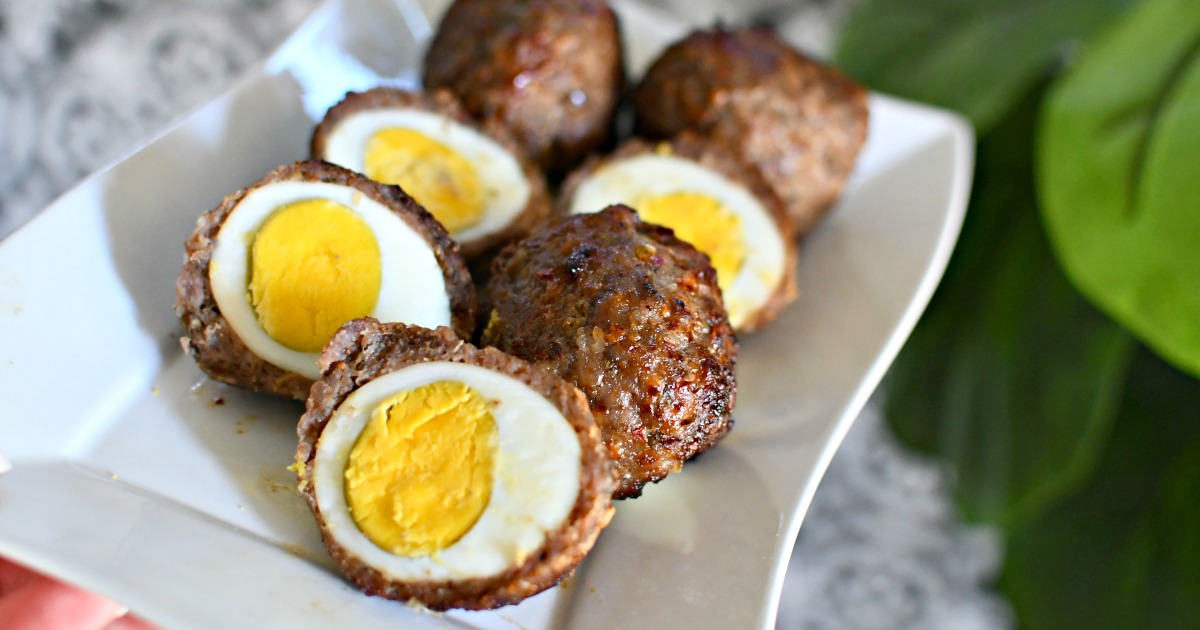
[423, 0, 624, 173]
[311, 88, 552, 259]
[481, 206, 737, 498]
[175, 160, 477, 400]
[633, 26, 868, 236]
[557, 132, 799, 332]
[295, 319, 614, 610]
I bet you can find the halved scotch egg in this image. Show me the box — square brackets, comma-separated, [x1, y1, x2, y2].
[558, 134, 798, 332]
[175, 161, 477, 400]
[295, 319, 614, 610]
[312, 88, 552, 258]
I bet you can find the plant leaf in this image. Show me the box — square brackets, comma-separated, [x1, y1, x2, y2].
[1038, 0, 1200, 378]
[885, 85, 1135, 529]
[836, 0, 1133, 133]
[1000, 347, 1200, 630]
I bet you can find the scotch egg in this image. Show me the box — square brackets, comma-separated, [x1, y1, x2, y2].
[422, 0, 623, 173]
[633, 26, 869, 235]
[175, 161, 477, 399]
[312, 88, 551, 258]
[295, 319, 614, 610]
[558, 134, 798, 332]
[481, 206, 737, 498]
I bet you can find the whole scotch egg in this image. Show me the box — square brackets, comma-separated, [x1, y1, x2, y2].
[296, 319, 614, 610]
[175, 161, 476, 399]
[312, 88, 551, 259]
[422, 0, 623, 173]
[633, 26, 869, 236]
[481, 206, 737, 498]
[558, 134, 798, 332]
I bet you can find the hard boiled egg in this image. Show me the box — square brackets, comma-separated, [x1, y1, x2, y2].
[313, 88, 551, 258]
[559, 134, 798, 332]
[295, 320, 614, 610]
[175, 161, 477, 399]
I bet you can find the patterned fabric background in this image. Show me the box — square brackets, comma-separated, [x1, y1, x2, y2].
[0, 1, 1012, 628]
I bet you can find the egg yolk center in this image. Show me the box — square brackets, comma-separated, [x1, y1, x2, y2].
[344, 381, 498, 556]
[634, 191, 745, 294]
[363, 128, 485, 235]
[248, 199, 381, 353]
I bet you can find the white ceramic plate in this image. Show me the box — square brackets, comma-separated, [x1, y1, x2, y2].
[0, 0, 972, 628]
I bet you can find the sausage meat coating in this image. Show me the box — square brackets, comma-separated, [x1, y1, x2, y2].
[634, 26, 868, 236]
[423, 0, 623, 173]
[482, 206, 737, 498]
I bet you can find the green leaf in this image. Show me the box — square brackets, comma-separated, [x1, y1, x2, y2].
[1038, 0, 1200, 378]
[1000, 347, 1200, 630]
[886, 85, 1135, 529]
[836, 0, 1133, 133]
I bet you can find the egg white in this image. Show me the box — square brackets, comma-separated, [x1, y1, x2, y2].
[321, 109, 531, 245]
[311, 361, 582, 582]
[209, 181, 452, 380]
[568, 154, 788, 330]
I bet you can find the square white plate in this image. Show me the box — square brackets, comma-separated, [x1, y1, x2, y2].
[0, 0, 972, 628]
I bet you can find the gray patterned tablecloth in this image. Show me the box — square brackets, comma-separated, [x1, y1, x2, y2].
[0, 1, 1012, 627]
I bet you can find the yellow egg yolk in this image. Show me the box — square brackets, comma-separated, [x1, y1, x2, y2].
[634, 192, 746, 295]
[363, 128, 485, 234]
[344, 381, 498, 556]
[248, 199, 381, 353]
